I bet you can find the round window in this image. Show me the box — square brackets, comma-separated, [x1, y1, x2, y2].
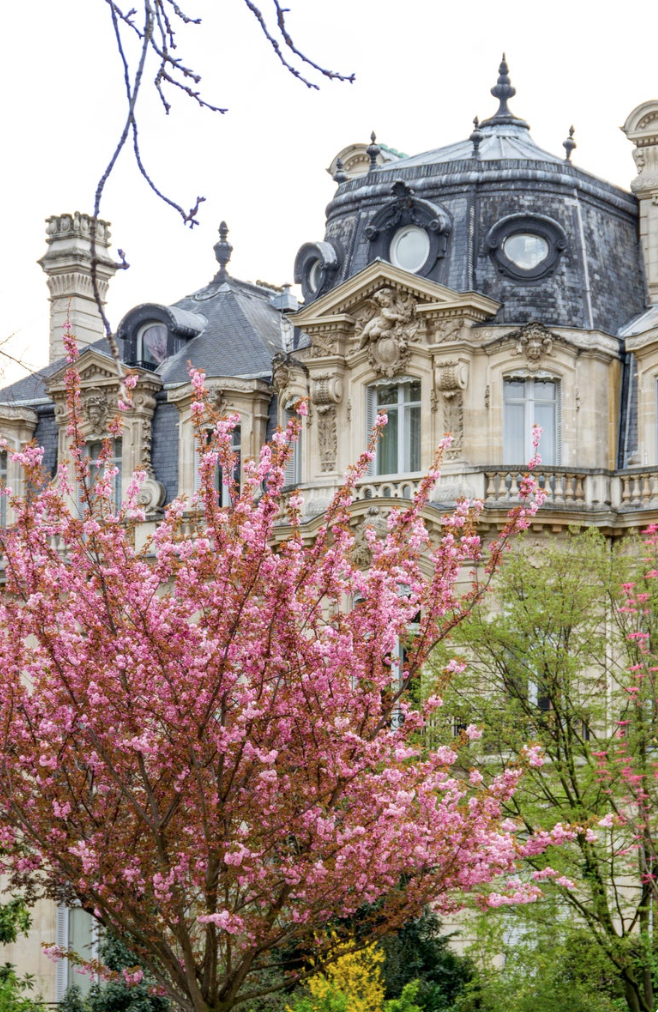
[503, 234, 549, 271]
[390, 226, 431, 274]
[308, 259, 322, 293]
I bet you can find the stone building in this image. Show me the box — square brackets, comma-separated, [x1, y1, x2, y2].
[2, 57, 658, 999]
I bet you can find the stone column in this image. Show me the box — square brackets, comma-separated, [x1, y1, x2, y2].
[623, 102, 658, 306]
[38, 212, 118, 363]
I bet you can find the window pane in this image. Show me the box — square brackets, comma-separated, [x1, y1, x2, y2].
[141, 324, 168, 366]
[69, 908, 94, 996]
[377, 406, 399, 475]
[405, 404, 421, 471]
[504, 402, 526, 463]
[377, 384, 399, 409]
[535, 402, 555, 465]
[404, 381, 421, 404]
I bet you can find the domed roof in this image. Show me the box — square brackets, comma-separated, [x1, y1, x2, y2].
[387, 122, 563, 169]
[374, 56, 563, 171]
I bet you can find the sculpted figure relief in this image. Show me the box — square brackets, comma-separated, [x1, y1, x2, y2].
[355, 287, 419, 377]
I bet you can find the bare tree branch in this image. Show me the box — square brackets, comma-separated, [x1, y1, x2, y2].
[88, 0, 354, 377]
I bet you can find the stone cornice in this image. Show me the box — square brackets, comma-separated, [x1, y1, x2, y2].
[292, 260, 501, 326]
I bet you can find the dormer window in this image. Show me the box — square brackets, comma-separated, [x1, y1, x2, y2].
[137, 324, 169, 371]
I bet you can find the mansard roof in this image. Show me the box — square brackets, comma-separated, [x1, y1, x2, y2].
[160, 276, 285, 384]
[0, 339, 114, 405]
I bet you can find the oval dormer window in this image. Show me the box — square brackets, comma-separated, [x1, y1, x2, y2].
[503, 234, 549, 271]
[138, 323, 168, 370]
[308, 258, 322, 294]
[389, 225, 431, 274]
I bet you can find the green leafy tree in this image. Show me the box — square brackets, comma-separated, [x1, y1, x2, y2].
[379, 912, 473, 1012]
[439, 529, 658, 1012]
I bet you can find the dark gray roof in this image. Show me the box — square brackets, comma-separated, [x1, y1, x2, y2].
[159, 277, 284, 384]
[387, 122, 564, 169]
[0, 339, 113, 404]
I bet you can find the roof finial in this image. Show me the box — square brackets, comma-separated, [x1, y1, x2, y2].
[470, 116, 483, 158]
[479, 53, 529, 131]
[213, 221, 232, 281]
[367, 131, 381, 172]
[333, 157, 348, 184]
[563, 125, 576, 162]
[490, 53, 516, 118]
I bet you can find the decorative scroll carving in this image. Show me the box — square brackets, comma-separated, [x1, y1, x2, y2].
[317, 406, 338, 473]
[507, 321, 554, 368]
[435, 360, 467, 461]
[354, 288, 419, 377]
[310, 372, 342, 473]
[351, 505, 389, 568]
[434, 319, 464, 343]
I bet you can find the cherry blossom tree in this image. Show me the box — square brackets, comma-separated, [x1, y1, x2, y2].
[0, 335, 552, 1012]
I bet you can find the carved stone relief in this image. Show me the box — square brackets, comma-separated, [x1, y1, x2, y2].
[354, 288, 419, 377]
[434, 319, 464, 343]
[507, 321, 555, 369]
[81, 387, 112, 438]
[310, 372, 342, 473]
[351, 505, 389, 568]
[435, 360, 468, 461]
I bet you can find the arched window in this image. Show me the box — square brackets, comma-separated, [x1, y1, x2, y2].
[503, 376, 560, 465]
[137, 323, 169, 370]
[366, 379, 421, 475]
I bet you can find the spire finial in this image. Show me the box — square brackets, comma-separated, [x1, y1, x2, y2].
[563, 125, 576, 162]
[213, 221, 233, 280]
[479, 53, 529, 131]
[470, 116, 483, 158]
[333, 157, 348, 184]
[490, 53, 516, 118]
[367, 131, 381, 172]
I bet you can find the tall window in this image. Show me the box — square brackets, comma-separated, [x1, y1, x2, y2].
[83, 439, 123, 505]
[503, 377, 559, 465]
[367, 380, 421, 475]
[0, 450, 7, 527]
[137, 323, 168, 370]
[194, 425, 241, 504]
[55, 906, 96, 1000]
[283, 407, 302, 487]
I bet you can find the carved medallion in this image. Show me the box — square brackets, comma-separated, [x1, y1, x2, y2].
[351, 505, 389, 568]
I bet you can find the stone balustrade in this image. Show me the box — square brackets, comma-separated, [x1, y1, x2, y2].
[355, 476, 422, 501]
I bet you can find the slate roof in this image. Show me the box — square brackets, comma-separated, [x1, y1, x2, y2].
[0, 339, 113, 404]
[388, 122, 565, 169]
[157, 276, 285, 385]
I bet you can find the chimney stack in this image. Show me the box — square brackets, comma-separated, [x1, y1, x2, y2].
[39, 212, 118, 362]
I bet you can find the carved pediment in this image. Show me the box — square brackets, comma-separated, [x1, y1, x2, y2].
[292, 260, 500, 362]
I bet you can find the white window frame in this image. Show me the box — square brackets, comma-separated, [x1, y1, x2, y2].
[55, 905, 98, 1001]
[194, 424, 241, 504]
[283, 405, 302, 487]
[366, 378, 421, 477]
[81, 438, 123, 507]
[503, 374, 561, 465]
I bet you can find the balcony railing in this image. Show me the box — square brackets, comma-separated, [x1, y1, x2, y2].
[355, 476, 422, 501]
[352, 466, 658, 515]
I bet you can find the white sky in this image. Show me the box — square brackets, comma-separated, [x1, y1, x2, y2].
[0, 0, 656, 383]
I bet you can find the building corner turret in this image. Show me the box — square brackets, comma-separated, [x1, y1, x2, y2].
[623, 102, 658, 306]
[38, 212, 118, 362]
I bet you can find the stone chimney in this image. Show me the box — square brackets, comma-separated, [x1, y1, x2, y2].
[38, 212, 118, 362]
[623, 102, 658, 306]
